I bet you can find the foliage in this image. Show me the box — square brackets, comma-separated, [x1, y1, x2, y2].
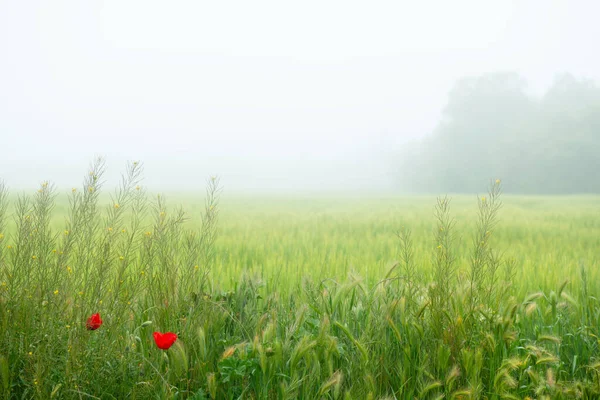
[398, 72, 600, 194]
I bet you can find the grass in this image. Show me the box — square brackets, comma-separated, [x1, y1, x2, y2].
[1, 159, 600, 399]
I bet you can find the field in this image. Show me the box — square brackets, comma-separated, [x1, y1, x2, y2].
[1, 164, 600, 399]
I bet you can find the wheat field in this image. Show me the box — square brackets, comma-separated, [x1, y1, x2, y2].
[1, 161, 599, 399]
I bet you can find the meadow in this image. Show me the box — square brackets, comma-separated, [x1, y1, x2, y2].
[1, 161, 599, 399]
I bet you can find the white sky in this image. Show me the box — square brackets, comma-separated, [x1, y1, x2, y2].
[1, 0, 598, 192]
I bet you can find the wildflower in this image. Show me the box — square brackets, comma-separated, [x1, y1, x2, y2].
[54, 290, 59, 295]
[0, 233, 4, 240]
[72, 188, 77, 193]
[42, 181, 48, 188]
[481, 196, 486, 202]
[114, 203, 120, 209]
[108, 227, 113, 232]
[153, 332, 177, 350]
[140, 271, 145, 275]
[7, 245, 12, 249]
[194, 265, 199, 270]
[66, 266, 72, 274]
[121, 229, 126, 233]
[32, 255, 37, 260]
[28, 352, 32, 356]
[119, 256, 124, 261]
[86, 313, 103, 330]
[495, 179, 501, 184]
[52, 249, 57, 254]
[78, 291, 84, 296]
[64, 230, 69, 236]
[66, 325, 71, 329]
[160, 211, 166, 217]
[145, 231, 152, 237]
[88, 186, 94, 193]
[136, 185, 141, 191]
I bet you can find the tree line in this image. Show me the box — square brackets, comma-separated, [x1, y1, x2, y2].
[398, 72, 600, 194]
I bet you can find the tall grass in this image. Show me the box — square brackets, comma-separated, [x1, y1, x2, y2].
[1, 160, 599, 399]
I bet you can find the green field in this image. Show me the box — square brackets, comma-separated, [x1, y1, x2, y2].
[1, 166, 599, 399]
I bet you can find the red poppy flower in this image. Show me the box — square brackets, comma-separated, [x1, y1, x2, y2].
[86, 313, 102, 330]
[153, 331, 177, 350]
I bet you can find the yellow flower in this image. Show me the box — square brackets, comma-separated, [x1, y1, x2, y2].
[194, 265, 199, 270]
[52, 249, 57, 253]
[495, 179, 501, 184]
[160, 211, 166, 217]
[136, 185, 141, 191]
[108, 227, 113, 232]
[42, 181, 48, 188]
[119, 256, 124, 261]
[54, 290, 59, 295]
[481, 196, 486, 202]
[0, 233, 4, 240]
[66, 266, 72, 273]
[72, 187, 77, 193]
[121, 229, 126, 233]
[28, 352, 32, 356]
[145, 231, 152, 237]
[114, 203, 120, 209]
[88, 186, 94, 193]
[78, 291, 84, 296]
[140, 271, 145, 275]
[32, 255, 37, 260]
[65, 325, 71, 329]
[64, 230, 69, 236]
[7, 245, 12, 249]
[99, 300, 103, 305]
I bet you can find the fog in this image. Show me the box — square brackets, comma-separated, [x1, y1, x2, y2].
[1, 1, 599, 193]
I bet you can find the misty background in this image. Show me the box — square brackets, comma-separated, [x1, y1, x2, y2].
[1, 1, 599, 193]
